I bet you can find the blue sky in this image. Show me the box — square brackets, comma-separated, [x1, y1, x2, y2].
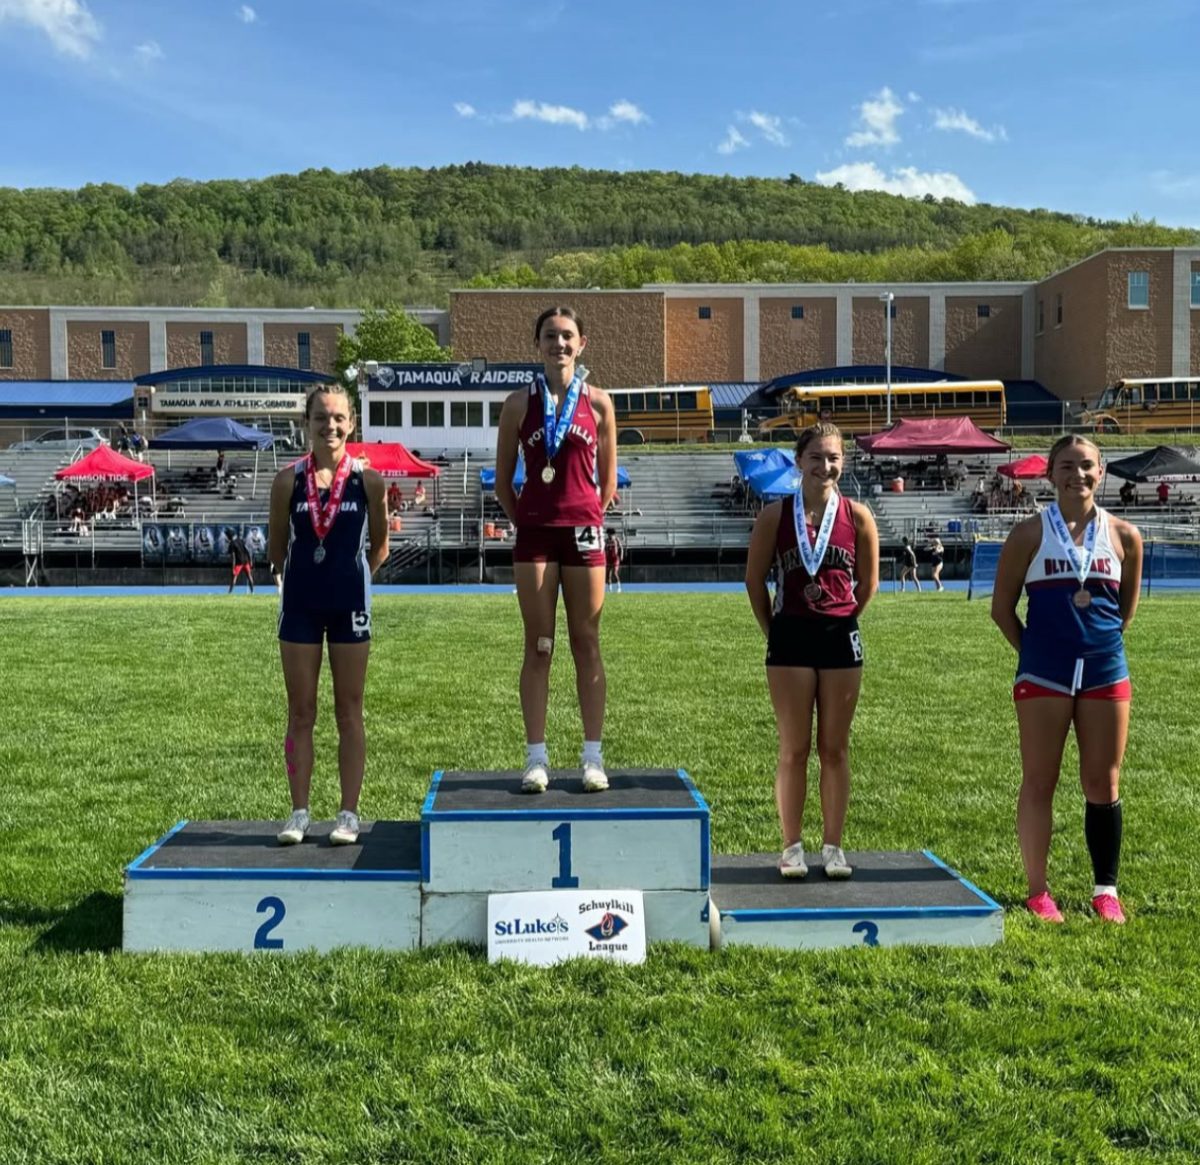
[1, 0, 1198, 225]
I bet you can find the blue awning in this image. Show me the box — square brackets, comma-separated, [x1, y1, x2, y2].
[0, 382, 134, 407]
[150, 416, 274, 450]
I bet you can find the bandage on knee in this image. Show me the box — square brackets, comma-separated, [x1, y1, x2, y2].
[536, 636, 554, 656]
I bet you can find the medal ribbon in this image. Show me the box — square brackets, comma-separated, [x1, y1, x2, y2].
[793, 479, 840, 580]
[1046, 502, 1098, 589]
[539, 371, 583, 465]
[305, 453, 352, 545]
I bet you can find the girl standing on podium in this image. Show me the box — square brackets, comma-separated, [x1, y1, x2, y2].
[495, 306, 618, 795]
[268, 384, 389, 847]
[991, 435, 1143, 924]
[745, 422, 879, 880]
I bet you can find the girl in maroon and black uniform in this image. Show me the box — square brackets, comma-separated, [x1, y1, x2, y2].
[746, 422, 880, 879]
[495, 307, 618, 795]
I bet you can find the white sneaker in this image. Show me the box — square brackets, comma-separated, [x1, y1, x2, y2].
[277, 809, 310, 846]
[521, 762, 549, 794]
[329, 810, 360, 846]
[778, 842, 808, 878]
[822, 844, 853, 879]
[581, 760, 609, 793]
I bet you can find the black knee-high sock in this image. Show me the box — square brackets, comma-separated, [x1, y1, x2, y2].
[1084, 799, 1123, 888]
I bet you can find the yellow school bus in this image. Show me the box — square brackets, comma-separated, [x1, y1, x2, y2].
[607, 385, 715, 443]
[758, 380, 1006, 438]
[1083, 377, 1200, 434]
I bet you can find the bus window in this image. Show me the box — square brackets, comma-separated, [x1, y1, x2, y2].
[628, 392, 645, 412]
[1126, 386, 1142, 405]
[1144, 383, 1159, 402]
[1098, 387, 1118, 409]
[612, 396, 630, 416]
[1191, 382, 1200, 401]
[660, 393, 675, 411]
[677, 391, 698, 410]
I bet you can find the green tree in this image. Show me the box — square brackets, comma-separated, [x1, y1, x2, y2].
[335, 305, 453, 407]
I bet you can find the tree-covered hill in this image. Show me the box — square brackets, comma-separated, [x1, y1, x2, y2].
[0, 163, 1195, 308]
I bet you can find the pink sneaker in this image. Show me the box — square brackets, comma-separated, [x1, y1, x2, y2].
[1092, 894, 1126, 924]
[1026, 891, 1064, 923]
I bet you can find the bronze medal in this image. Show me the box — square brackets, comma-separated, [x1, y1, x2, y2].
[541, 465, 556, 484]
[804, 582, 822, 603]
[1073, 588, 1092, 609]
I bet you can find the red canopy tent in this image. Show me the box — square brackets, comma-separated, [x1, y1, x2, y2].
[855, 416, 1010, 455]
[55, 445, 155, 482]
[345, 442, 440, 478]
[997, 454, 1048, 479]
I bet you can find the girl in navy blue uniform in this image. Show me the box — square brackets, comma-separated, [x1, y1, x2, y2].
[992, 435, 1143, 924]
[495, 307, 618, 795]
[268, 385, 389, 847]
[745, 422, 880, 879]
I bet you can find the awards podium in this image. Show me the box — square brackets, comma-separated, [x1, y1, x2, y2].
[123, 769, 1002, 954]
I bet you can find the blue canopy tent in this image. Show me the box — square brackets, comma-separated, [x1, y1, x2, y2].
[733, 448, 793, 483]
[745, 460, 802, 499]
[150, 416, 275, 496]
[481, 464, 631, 489]
[0, 472, 15, 513]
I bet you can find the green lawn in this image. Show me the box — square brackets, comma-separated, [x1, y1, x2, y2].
[1, 593, 1198, 1164]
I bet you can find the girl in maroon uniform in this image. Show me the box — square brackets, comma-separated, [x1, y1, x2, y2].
[495, 307, 618, 794]
[745, 422, 880, 879]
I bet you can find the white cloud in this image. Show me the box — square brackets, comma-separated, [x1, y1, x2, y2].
[0, 0, 101, 58]
[512, 99, 589, 130]
[933, 107, 1006, 142]
[454, 101, 477, 118]
[134, 39, 162, 63]
[606, 99, 648, 126]
[815, 161, 976, 203]
[238, 5, 256, 22]
[845, 86, 904, 148]
[907, 91, 921, 103]
[717, 125, 750, 155]
[746, 110, 787, 146]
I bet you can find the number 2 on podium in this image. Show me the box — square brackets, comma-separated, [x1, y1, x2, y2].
[551, 822, 580, 888]
[255, 896, 286, 949]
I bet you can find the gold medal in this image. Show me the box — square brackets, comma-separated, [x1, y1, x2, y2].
[541, 465, 556, 484]
[1073, 588, 1092, 609]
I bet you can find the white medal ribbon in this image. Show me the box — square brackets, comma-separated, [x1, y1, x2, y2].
[793, 479, 839, 581]
[1046, 502, 1099, 590]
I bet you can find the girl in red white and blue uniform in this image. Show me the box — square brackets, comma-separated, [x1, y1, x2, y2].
[745, 422, 880, 882]
[992, 435, 1143, 925]
[495, 307, 618, 796]
[268, 384, 389, 849]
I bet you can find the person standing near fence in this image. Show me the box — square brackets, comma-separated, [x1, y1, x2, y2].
[745, 422, 880, 880]
[269, 384, 389, 847]
[991, 435, 1143, 924]
[495, 307, 618, 795]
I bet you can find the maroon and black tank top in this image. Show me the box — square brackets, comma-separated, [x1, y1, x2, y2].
[773, 493, 859, 618]
[516, 381, 604, 527]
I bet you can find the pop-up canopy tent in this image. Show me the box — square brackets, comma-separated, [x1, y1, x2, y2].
[150, 415, 275, 495]
[997, 454, 1048, 479]
[745, 459, 802, 499]
[856, 416, 1010, 455]
[1105, 445, 1200, 482]
[733, 447, 793, 482]
[0, 472, 15, 512]
[54, 445, 156, 515]
[346, 442, 441, 478]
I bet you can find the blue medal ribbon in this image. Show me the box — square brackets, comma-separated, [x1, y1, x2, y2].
[1046, 502, 1099, 589]
[539, 371, 583, 465]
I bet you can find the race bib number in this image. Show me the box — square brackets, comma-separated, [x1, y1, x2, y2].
[850, 630, 863, 662]
[574, 526, 603, 553]
[351, 611, 372, 636]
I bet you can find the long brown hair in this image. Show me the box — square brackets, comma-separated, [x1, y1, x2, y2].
[795, 421, 843, 458]
[534, 306, 584, 341]
[304, 384, 354, 419]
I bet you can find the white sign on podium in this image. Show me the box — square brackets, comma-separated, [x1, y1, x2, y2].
[487, 889, 647, 966]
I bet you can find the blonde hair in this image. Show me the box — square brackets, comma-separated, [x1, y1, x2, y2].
[1046, 434, 1100, 473]
[305, 383, 355, 419]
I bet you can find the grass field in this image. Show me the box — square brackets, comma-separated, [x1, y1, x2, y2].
[2, 592, 1198, 1164]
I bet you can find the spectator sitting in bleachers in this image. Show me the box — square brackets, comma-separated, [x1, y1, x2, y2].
[387, 483, 402, 514]
[413, 481, 427, 509]
[1119, 480, 1137, 507]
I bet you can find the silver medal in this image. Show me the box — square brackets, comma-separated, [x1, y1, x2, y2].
[313, 545, 326, 564]
[541, 465, 556, 484]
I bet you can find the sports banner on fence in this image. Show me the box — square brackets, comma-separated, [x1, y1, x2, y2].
[487, 889, 647, 967]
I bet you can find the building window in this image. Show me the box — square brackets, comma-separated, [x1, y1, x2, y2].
[199, 330, 214, 365]
[1128, 271, 1149, 309]
[1191, 271, 1200, 307]
[412, 401, 445, 427]
[369, 401, 386, 428]
[1055, 293, 1063, 326]
[791, 305, 805, 320]
[385, 401, 404, 427]
[101, 330, 116, 369]
[450, 401, 484, 427]
[297, 332, 312, 370]
[0, 328, 11, 368]
[977, 304, 990, 318]
[489, 401, 505, 427]
[698, 306, 711, 320]
[1036, 300, 1044, 334]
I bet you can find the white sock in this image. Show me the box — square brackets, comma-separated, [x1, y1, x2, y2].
[581, 740, 603, 766]
[525, 742, 549, 768]
[1094, 884, 1118, 899]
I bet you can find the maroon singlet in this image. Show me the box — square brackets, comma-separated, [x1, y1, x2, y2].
[516, 381, 603, 527]
[773, 493, 858, 618]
